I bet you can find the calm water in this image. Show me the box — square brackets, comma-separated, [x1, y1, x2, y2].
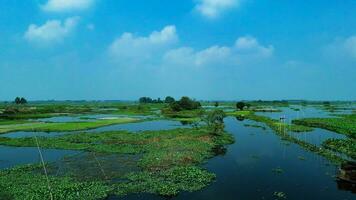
[256, 106, 332, 121]
[255, 106, 347, 146]
[0, 145, 79, 170]
[86, 120, 191, 133]
[36, 114, 150, 123]
[178, 117, 354, 199]
[120, 117, 355, 200]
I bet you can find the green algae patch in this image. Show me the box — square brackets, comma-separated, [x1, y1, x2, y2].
[0, 165, 112, 200]
[293, 114, 356, 138]
[115, 166, 215, 196]
[322, 138, 356, 159]
[0, 117, 140, 134]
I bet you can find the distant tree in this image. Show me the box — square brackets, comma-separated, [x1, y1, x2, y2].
[179, 96, 193, 110]
[179, 97, 201, 110]
[19, 97, 27, 104]
[165, 96, 175, 104]
[204, 109, 226, 136]
[323, 101, 331, 106]
[139, 97, 153, 104]
[214, 102, 219, 107]
[236, 101, 246, 110]
[168, 96, 201, 111]
[14, 97, 21, 105]
[157, 98, 163, 103]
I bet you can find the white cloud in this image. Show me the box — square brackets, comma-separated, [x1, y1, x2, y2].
[24, 17, 80, 44]
[324, 35, 356, 61]
[108, 25, 178, 64]
[195, 0, 238, 18]
[164, 36, 274, 68]
[108, 25, 273, 70]
[41, 0, 94, 12]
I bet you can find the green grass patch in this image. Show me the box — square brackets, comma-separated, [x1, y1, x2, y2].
[0, 118, 140, 134]
[322, 138, 356, 159]
[293, 114, 356, 138]
[0, 164, 111, 200]
[246, 114, 313, 133]
[226, 110, 252, 117]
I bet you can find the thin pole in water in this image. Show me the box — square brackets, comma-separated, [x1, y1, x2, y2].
[92, 152, 109, 180]
[32, 126, 54, 200]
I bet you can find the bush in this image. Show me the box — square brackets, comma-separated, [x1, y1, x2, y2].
[168, 97, 201, 112]
[165, 96, 175, 104]
[236, 101, 246, 110]
[204, 110, 226, 136]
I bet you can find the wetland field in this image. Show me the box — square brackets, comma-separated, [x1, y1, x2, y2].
[0, 98, 355, 200]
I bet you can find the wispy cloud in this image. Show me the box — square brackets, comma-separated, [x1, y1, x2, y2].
[324, 35, 356, 61]
[24, 17, 80, 44]
[41, 0, 95, 12]
[194, 0, 239, 19]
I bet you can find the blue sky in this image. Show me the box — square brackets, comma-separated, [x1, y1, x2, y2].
[0, 0, 355, 101]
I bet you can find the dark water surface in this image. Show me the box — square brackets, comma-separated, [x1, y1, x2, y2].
[120, 117, 355, 200]
[0, 145, 79, 170]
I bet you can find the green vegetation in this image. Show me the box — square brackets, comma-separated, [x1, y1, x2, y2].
[226, 110, 252, 117]
[139, 97, 163, 104]
[113, 104, 162, 116]
[235, 101, 250, 110]
[322, 138, 356, 159]
[115, 166, 215, 196]
[161, 97, 203, 123]
[292, 113, 356, 161]
[0, 118, 139, 134]
[272, 167, 284, 174]
[0, 126, 234, 197]
[233, 112, 313, 133]
[164, 96, 175, 104]
[165, 96, 201, 112]
[293, 114, 356, 138]
[0, 164, 111, 200]
[203, 109, 226, 136]
[273, 191, 287, 199]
